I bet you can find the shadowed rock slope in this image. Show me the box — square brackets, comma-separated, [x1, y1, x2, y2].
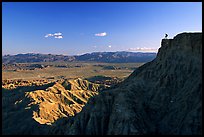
[48, 32, 202, 135]
[2, 78, 106, 135]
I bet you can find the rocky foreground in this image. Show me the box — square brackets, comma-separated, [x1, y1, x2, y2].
[47, 32, 202, 135]
[2, 78, 108, 134]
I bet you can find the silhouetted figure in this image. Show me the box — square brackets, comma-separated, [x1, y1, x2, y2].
[165, 33, 168, 39]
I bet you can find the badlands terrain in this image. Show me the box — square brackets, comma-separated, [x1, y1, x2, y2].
[2, 54, 147, 134]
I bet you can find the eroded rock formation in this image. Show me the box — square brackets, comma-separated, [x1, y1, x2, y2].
[2, 78, 106, 134]
[48, 32, 202, 135]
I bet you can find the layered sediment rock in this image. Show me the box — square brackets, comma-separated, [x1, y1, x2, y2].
[2, 78, 106, 134]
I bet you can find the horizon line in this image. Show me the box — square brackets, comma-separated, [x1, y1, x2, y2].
[2, 50, 158, 56]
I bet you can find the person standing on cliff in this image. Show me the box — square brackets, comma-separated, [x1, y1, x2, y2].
[165, 33, 168, 39]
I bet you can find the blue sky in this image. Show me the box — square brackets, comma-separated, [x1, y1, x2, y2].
[2, 2, 202, 55]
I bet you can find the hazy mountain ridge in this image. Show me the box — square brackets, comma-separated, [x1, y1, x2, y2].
[2, 51, 156, 64]
[75, 51, 156, 63]
[47, 32, 202, 135]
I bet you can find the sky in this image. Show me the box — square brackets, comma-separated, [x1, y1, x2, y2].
[2, 2, 202, 55]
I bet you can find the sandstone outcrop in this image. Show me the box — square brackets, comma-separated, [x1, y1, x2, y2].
[2, 78, 106, 134]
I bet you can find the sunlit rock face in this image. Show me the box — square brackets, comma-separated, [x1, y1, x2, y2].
[49, 32, 202, 135]
[2, 78, 106, 135]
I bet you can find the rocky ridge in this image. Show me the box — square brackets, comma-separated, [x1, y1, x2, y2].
[2, 78, 107, 134]
[48, 32, 202, 135]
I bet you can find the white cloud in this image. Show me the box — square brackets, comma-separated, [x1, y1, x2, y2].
[128, 47, 158, 52]
[45, 32, 63, 39]
[54, 35, 63, 39]
[95, 32, 107, 37]
[108, 45, 112, 48]
[45, 33, 54, 37]
[54, 32, 62, 36]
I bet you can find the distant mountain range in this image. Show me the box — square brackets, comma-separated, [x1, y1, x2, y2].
[2, 51, 157, 64]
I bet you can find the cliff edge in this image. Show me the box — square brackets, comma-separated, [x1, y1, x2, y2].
[49, 32, 202, 135]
